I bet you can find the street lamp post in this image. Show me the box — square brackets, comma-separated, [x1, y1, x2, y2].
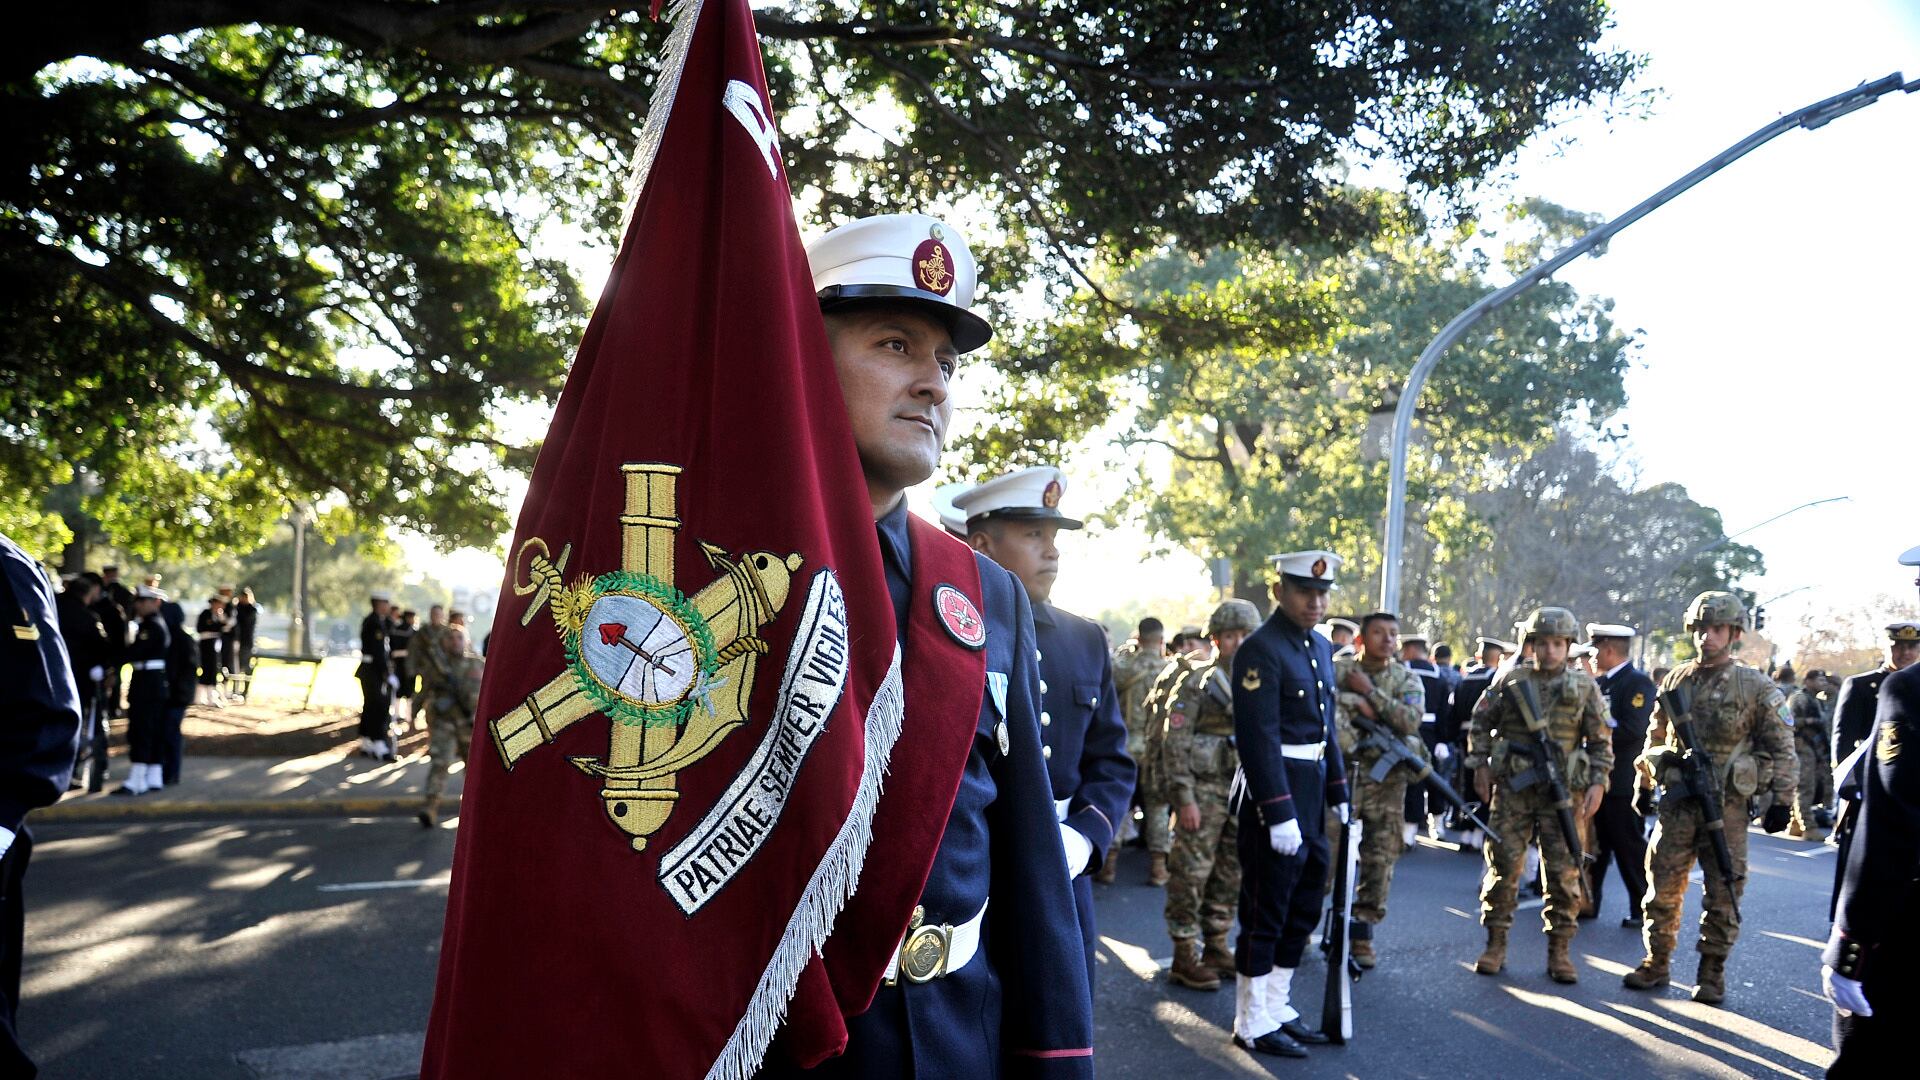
[1378, 73, 1914, 614]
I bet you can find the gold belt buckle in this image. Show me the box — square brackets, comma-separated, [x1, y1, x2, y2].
[890, 906, 952, 985]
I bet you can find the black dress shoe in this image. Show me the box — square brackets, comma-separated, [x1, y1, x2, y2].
[1232, 1030, 1308, 1058]
[1622, 913, 1642, 929]
[1280, 1020, 1330, 1044]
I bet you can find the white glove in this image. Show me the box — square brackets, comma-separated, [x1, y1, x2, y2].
[88, 665, 105, 683]
[1824, 966, 1872, 1017]
[1058, 823, 1094, 877]
[0, 826, 13, 861]
[1434, 742, 1452, 763]
[1334, 803, 1350, 825]
[388, 674, 400, 691]
[1268, 819, 1303, 856]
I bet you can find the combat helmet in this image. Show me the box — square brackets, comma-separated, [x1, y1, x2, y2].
[1685, 591, 1746, 630]
[1520, 606, 1579, 641]
[1208, 599, 1261, 637]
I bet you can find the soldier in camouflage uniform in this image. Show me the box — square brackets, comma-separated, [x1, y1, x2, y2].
[1163, 599, 1261, 991]
[1466, 606, 1612, 984]
[1624, 591, 1798, 1004]
[418, 623, 481, 829]
[1111, 619, 1170, 883]
[1139, 650, 1199, 887]
[1788, 669, 1833, 839]
[1331, 612, 1426, 970]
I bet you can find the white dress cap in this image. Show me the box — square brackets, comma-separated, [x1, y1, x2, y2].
[1585, 623, 1637, 640]
[932, 481, 970, 538]
[950, 466, 1083, 531]
[1267, 550, 1342, 590]
[806, 213, 991, 352]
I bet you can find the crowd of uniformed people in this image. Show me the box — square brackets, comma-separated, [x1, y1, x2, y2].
[5, 210, 1916, 1079]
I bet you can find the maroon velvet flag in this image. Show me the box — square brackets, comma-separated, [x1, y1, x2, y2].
[419, 1, 977, 1074]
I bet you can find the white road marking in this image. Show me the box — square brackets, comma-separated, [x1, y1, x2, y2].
[317, 876, 451, 893]
[236, 1031, 424, 1080]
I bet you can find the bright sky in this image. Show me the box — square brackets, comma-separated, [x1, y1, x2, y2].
[407, 0, 1920, 652]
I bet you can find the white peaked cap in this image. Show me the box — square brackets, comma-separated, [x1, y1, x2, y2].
[1268, 550, 1342, 590]
[806, 213, 991, 352]
[950, 466, 1083, 530]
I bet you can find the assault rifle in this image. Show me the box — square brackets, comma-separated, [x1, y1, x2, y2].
[1350, 711, 1501, 845]
[1503, 679, 1591, 877]
[1655, 685, 1742, 919]
[1321, 816, 1360, 1043]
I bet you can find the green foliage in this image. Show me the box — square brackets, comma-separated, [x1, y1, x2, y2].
[955, 196, 1636, 607]
[6, 24, 607, 555]
[5, 3, 1639, 561]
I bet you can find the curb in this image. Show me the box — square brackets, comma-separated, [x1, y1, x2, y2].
[38, 795, 460, 824]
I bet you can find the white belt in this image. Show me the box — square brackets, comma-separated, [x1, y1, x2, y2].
[1054, 797, 1071, 822]
[889, 898, 988, 985]
[392, 649, 409, 658]
[1281, 742, 1327, 761]
[198, 632, 221, 641]
[133, 659, 166, 671]
[1422, 712, 1437, 725]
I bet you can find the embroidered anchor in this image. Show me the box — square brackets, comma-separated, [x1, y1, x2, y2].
[489, 462, 803, 852]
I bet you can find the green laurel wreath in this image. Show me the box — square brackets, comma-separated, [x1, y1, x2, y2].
[562, 569, 719, 729]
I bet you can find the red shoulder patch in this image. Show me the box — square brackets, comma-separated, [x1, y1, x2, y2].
[933, 583, 986, 650]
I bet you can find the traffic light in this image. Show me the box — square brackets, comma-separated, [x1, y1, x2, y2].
[1752, 606, 1766, 631]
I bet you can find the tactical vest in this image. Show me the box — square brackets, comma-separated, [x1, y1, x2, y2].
[1647, 663, 1771, 799]
[1487, 667, 1600, 791]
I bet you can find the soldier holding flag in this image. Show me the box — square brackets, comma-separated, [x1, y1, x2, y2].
[421, 2, 1090, 1075]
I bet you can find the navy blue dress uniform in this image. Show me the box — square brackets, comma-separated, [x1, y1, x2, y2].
[1443, 639, 1511, 836]
[1831, 621, 1920, 768]
[1824, 549, 1920, 1076]
[1032, 606, 1134, 986]
[121, 586, 172, 795]
[0, 535, 84, 1077]
[1824, 656, 1920, 1075]
[762, 212, 1092, 1077]
[1587, 624, 1655, 925]
[1230, 551, 1349, 1053]
[1400, 637, 1450, 833]
[356, 595, 394, 754]
[55, 581, 110, 790]
[947, 464, 1137, 991]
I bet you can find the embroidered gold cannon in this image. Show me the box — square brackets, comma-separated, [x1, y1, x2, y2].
[489, 462, 803, 851]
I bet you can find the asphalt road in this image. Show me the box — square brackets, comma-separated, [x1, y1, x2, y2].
[21, 817, 1841, 1078]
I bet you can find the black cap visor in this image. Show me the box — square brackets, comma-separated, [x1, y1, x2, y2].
[817, 284, 992, 353]
[968, 507, 1083, 531]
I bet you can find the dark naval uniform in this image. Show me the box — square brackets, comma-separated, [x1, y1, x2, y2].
[765, 504, 1093, 1077]
[1232, 610, 1349, 976]
[1402, 656, 1450, 828]
[1033, 601, 1135, 989]
[0, 537, 84, 1076]
[125, 606, 171, 771]
[1446, 661, 1497, 831]
[1590, 662, 1656, 921]
[1833, 666, 1894, 768]
[1824, 663, 1920, 1076]
[357, 610, 393, 743]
